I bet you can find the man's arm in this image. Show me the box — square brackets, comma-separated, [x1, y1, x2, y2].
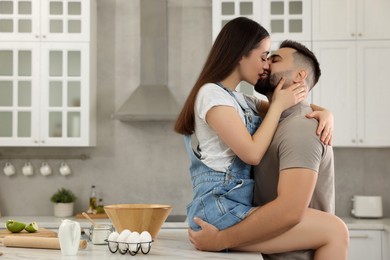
[188, 168, 318, 251]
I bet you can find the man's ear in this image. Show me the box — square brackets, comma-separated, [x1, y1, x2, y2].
[293, 70, 307, 83]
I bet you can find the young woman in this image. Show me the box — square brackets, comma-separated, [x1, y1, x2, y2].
[175, 17, 346, 259]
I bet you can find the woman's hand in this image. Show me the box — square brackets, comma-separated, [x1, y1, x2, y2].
[272, 78, 307, 111]
[306, 110, 334, 145]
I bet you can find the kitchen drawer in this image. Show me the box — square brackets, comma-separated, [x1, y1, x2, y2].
[349, 230, 382, 260]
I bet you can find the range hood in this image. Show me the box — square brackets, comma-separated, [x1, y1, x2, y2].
[113, 84, 180, 121]
[112, 0, 180, 121]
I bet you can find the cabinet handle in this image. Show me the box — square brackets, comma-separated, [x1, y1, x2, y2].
[352, 139, 356, 143]
[34, 140, 38, 143]
[41, 140, 45, 144]
[35, 35, 39, 39]
[350, 234, 369, 239]
[351, 33, 355, 37]
[359, 139, 363, 143]
[42, 35, 46, 39]
[358, 33, 362, 37]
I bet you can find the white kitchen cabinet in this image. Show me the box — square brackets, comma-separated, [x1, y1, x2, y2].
[0, 0, 90, 42]
[312, 0, 390, 147]
[212, 0, 311, 42]
[349, 230, 384, 260]
[212, 0, 261, 41]
[260, 0, 311, 42]
[212, 0, 311, 96]
[312, 0, 390, 41]
[312, 40, 390, 147]
[0, 0, 96, 147]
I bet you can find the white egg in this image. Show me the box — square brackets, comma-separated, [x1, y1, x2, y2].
[140, 231, 152, 251]
[107, 231, 119, 251]
[117, 229, 132, 251]
[126, 231, 140, 253]
[108, 231, 119, 242]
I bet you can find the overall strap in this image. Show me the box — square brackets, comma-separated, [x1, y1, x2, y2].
[243, 95, 260, 115]
[215, 82, 251, 111]
[215, 82, 257, 126]
[184, 135, 201, 159]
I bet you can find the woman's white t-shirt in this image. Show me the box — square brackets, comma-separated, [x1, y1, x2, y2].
[194, 83, 261, 172]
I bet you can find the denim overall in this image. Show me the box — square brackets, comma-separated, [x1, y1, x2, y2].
[185, 83, 262, 231]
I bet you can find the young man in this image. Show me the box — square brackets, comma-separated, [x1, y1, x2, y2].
[188, 40, 348, 260]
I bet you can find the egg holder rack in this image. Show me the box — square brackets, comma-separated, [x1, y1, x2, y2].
[106, 239, 154, 256]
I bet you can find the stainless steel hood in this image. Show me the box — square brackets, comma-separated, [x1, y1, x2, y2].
[113, 84, 180, 121]
[112, 0, 180, 121]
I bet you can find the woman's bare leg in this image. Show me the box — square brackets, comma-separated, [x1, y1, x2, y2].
[232, 208, 349, 260]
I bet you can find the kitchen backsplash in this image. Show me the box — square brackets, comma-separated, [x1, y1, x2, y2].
[333, 148, 390, 217]
[1, 0, 390, 218]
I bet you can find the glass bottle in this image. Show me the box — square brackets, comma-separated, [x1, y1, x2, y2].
[87, 185, 97, 214]
[96, 198, 104, 214]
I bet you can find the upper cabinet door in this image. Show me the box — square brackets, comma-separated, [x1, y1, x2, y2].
[40, 0, 90, 42]
[313, 0, 390, 41]
[312, 0, 356, 41]
[261, 0, 311, 42]
[0, 0, 90, 42]
[212, 0, 262, 41]
[357, 41, 390, 146]
[40, 42, 90, 146]
[0, 0, 40, 41]
[0, 42, 40, 146]
[357, 0, 390, 40]
[212, 0, 311, 42]
[312, 41, 358, 146]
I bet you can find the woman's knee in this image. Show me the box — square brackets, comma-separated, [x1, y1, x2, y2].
[305, 209, 349, 247]
[326, 215, 349, 246]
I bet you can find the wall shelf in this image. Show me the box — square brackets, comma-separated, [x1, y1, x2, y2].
[0, 153, 90, 161]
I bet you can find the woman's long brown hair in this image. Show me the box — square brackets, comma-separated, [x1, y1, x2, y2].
[174, 17, 269, 135]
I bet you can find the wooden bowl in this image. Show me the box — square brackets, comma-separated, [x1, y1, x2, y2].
[104, 204, 172, 238]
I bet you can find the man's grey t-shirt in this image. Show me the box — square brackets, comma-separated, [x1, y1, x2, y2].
[253, 102, 335, 260]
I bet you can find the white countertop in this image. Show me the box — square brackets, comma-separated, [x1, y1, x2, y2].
[0, 229, 263, 259]
[0, 216, 262, 259]
[342, 217, 390, 232]
[1, 216, 390, 259]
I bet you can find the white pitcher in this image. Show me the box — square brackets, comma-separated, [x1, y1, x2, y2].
[58, 219, 81, 256]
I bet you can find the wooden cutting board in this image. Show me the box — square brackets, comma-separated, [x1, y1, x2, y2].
[75, 212, 108, 219]
[0, 228, 57, 238]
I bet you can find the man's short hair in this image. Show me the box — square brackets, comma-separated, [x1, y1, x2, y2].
[280, 40, 321, 89]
